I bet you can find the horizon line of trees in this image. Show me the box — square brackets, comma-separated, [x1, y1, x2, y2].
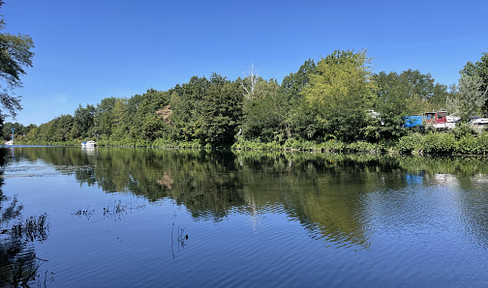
[5, 49, 488, 146]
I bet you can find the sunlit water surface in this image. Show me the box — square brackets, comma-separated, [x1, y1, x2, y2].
[1, 147, 488, 287]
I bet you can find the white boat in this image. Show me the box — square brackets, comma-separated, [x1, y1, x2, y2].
[469, 118, 488, 126]
[81, 140, 97, 147]
[5, 140, 13, 145]
[469, 118, 488, 132]
[446, 116, 461, 129]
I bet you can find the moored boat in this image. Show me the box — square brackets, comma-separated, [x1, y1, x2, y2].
[81, 140, 97, 147]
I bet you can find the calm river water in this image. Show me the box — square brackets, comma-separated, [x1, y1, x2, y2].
[1, 146, 488, 287]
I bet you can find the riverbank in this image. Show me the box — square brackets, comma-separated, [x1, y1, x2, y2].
[14, 130, 488, 156]
[231, 133, 488, 156]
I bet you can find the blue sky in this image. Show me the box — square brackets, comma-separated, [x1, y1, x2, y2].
[3, 0, 488, 125]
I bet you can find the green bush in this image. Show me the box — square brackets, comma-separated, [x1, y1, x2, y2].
[396, 131, 488, 155]
[456, 134, 478, 154]
[422, 133, 455, 154]
[456, 133, 488, 155]
[232, 138, 283, 151]
[346, 141, 380, 153]
[396, 133, 424, 154]
[321, 140, 346, 153]
[451, 122, 476, 140]
[478, 133, 488, 154]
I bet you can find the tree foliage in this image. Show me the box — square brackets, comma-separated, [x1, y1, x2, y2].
[242, 79, 287, 142]
[169, 76, 210, 141]
[301, 50, 376, 142]
[397, 69, 450, 113]
[1, 121, 35, 141]
[0, 1, 34, 119]
[168, 74, 243, 146]
[198, 74, 243, 146]
[461, 50, 488, 112]
[281, 58, 316, 106]
[73, 104, 95, 139]
[15, 48, 476, 147]
[447, 74, 486, 121]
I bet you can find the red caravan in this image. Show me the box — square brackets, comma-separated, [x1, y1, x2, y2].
[424, 111, 460, 129]
[424, 111, 447, 129]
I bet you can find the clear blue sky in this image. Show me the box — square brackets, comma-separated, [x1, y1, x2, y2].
[3, 0, 488, 125]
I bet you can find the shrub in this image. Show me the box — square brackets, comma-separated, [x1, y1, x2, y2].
[451, 122, 476, 140]
[347, 141, 378, 153]
[456, 133, 488, 155]
[396, 133, 424, 154]
[422, 133, 455, 154]
[456, 134, 478, 154]
[321, 139, 346, 153]
[478, 133, 488, 154]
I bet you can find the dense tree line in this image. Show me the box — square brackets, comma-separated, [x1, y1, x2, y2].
[6, 49, 488, 147]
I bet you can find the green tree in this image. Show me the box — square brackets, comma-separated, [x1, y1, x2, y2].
[2, 121, 25, 140]
[197, 74, 243, 146]
[56, 114, 74, 141]
[129, 89, 169, 140]
[110, 98, 128, 140]
[447, 74, 486, 121]
[461, 50, 488, 112]
[73, 104, 95, 139]
[430, 82, 452, 109]
[141, 113, 165, 140]
[169, 76, 210, 141]
[0, 1, 34, 119]
[281, 58, 316, 106]
[242, 79, 287, 142]
[302, 50, 376, 142]
[398, 69, 448, 113]
[94, 97, 117, 139]
[370, 71, 411, 141]
[281, 59, 317, 140]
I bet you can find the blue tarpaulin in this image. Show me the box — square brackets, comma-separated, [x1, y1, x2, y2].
[403, 116, 423, 128]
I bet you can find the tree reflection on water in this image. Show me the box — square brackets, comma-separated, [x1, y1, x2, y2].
[10, 147, 488, 251]
[0, 148, 52, 288]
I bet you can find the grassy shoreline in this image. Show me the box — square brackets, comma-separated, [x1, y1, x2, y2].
[15, 131, 488, 156]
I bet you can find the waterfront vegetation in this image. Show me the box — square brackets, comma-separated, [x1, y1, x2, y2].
[7, 120, 488, 156]
[4, 49, 488, 155]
